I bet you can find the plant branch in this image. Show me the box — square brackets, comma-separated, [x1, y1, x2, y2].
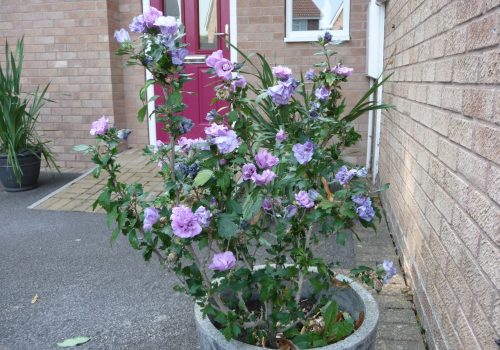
[295, 225, 314, 303]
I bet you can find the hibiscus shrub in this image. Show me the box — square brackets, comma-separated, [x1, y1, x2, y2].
[77, 7, 394, 349]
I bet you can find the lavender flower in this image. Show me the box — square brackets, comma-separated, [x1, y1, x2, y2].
[170, 205, 202, 238]
[114, 29, 131, 43]
[262, 197, 273, 211]
[267, 77, 298, 105]
[275, 129, 287, 142]
[255, 149, 279, 170]
[177, 117, 194, 134]
[143, 7, 163, 29]
[242, 163, 257, 181]
[295, 191, 314, 208]
[305, 69, 316, 81]
[315, 85, 331, 101]
[158, 34, 175, 49]
[205, 50, 223, 68]
[332, 64, 353, 78]
[143, 207, 159, 231]
[351, 195, 371, 207]
[205, 109, 218, 122]
[308, 101, 321, 119]
[284, 205, 298, 218]
[205, 123, 228, 138]
[382, 260, 397, 284]
[177, 137, 207, 153]
[156, 140, 165, 148]
[272, 65, 293, 81]
[292, 140, 314, 164]
[251, 170, 276, 186]
[171, 48, 188, 65]
[323, 31, 332, 44]
[194, 206, 211, 227]
[155, 16, 178, 35]
[129, 14, 146, 33]
[356, 200, 375, 222]
[117, 129, 132, 140]
[90, 116, 109, 136]
[335, 166, 357, 185]
[213, 130, 239, 154]
[214, 58, 234, 80]
[208, 251, 236, 271]
[307, 189, 320, 200]
[230, 75, 247, 91]
[356, 167, 368, 177]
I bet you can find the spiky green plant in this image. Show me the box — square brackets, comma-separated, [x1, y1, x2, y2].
[0, 37, 58, 183]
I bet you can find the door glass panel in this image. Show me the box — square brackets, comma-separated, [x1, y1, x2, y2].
[198, 0, 218, 50]
[292, 0, 345, 31]
[163, 0, 181, 19]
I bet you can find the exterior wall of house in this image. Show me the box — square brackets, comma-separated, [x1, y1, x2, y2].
[0, 0, 144, 170]
[379, 0, 499, 348]
[237, 0, 370, 164]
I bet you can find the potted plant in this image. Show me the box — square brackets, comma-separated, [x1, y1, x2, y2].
[0, 37, 58, 191]
[78, 8, 394, 349]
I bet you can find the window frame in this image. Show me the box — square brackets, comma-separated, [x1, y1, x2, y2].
[284, 0, 351, 42]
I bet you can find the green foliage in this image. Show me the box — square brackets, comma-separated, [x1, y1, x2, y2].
[0, 37, 59, 183]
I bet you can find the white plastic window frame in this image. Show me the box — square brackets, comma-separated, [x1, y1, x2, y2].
[284, 0, 350, 42]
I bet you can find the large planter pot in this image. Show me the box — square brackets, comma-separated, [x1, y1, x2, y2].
[0, 151, 41, 192]
[195, 273, 379, 350]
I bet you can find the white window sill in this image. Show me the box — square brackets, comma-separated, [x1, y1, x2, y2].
[284, 34, 351, 43]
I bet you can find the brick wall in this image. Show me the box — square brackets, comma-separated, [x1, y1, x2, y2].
[379, 0, 499, 348]
[0, 0, 145, 170]
[237, 0, 370, 164]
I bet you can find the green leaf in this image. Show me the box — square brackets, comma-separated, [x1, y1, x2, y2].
[217, 214, 239, 239]
[57, 336, 91, 347]
[72, 144, 90, 153]
[336, 231, 347, 246]
[322, 300, 339, 335]
[193, 169, 213, 187]
[374, 183, 390, 193]
[137, 104, 148, 123]
[242, 193, 263, 221]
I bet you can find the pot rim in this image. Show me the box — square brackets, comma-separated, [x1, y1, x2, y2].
[194, 273, 379, 350]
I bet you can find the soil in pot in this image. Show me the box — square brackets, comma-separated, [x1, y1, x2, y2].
[0, 151, 41, 192]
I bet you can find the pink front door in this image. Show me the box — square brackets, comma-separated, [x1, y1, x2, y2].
[151, 0, 231, 141]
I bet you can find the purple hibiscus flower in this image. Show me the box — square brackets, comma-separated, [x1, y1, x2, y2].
[90, 116, 109, 136]
[351, 195, 371, 207]
[171, 48, 188, 65]
[356, 167, 368, 177]
[114, 28, 130, 43]
[295, 190, 314, 208]
[230, 75, 247, 91]
[205, 123, 228, 138]
[242, 163, 257, 181]
[382, 260, 397, 284]
[208, 251, 236, 271]
[194, 206, 211, 227]
[155, 16, 178, 35]
[284, 205, 298, 218]
[335, 166, 357, 185]
[251, 170, 276, 186]
[213, 130, 239, 154]
[292, 140, 314, 164]
[356, 201, 375, 222]
[305, 69, 316, 81]
[323, 31, 333, 44]
[332, 64, 353, 78]
[262, 197, 273, 212]
[255, 149, 279, 170]
[143, 207, 160, 231]
[275, 129, 287, 142]
[315, 85, 331, 101]
[272, 65, 293, 81]
[206, 50, 224, 67]
[129, 14, 146, 33]
[214, 58, 234, 81]
[143, 7, 163, 29]
[267, 77, 299, 105]
[170, 205, 202, 238]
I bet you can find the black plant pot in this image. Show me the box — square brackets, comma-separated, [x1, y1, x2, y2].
[0, 151, 41, 192]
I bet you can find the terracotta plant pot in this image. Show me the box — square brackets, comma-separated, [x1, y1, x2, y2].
[0, 151, 41, 192]
[195, 272, 379, 350]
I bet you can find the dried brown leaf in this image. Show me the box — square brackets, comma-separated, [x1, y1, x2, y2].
[354, 311, 365, 329]
[31, 294, 39, 304]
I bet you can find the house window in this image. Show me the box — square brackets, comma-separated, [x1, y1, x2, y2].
[285, 0, 350, 42]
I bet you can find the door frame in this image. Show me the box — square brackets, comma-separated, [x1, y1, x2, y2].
[141, 0, 238, 146]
